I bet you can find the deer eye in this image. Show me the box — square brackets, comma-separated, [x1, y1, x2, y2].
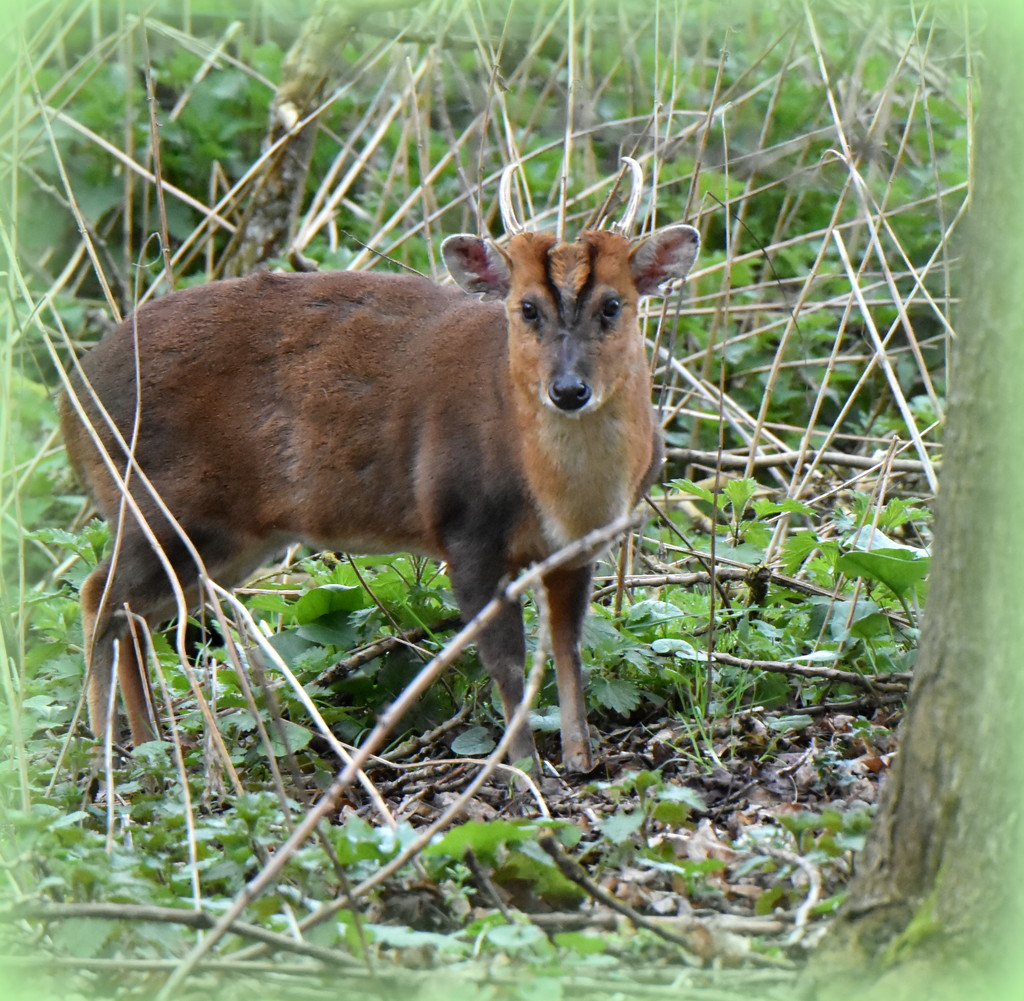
[521, 300, 539, 323]
[601, 296, 622, 320]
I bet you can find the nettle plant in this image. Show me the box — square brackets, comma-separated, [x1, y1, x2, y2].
[626, 478, 931, 708]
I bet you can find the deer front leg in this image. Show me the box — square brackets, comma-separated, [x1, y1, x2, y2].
[542, 563, 594, 773]
[448, 558, 538, 772]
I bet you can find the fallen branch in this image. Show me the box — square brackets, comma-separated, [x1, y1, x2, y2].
[745, 846, 822, 943]
[313, 616, 462, 687]
[379, 702, 473, 762]
[537, 835, 701, 963]
[526, 909, 788, 936]
[2, 902, 361, 969]
[800, 694, 906, 714]
[667, 447, 935, 475]
[709, 651, 910, 691]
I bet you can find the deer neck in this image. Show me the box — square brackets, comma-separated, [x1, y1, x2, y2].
[515, 381, 654, 553]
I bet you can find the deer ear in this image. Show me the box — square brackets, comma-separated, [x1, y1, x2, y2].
[441, 236, 512, 300]
[629, 225, 700, 296]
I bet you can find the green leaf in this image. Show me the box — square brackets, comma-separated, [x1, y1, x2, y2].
[599, 810, 644, 844]
[812, 894, 846, 916]
[624, 599, 683, 628]
[670, 478, 718, 506]
[485, 922, 547, 949]
[553, 930, 608, 955]
[529, 704, 563, 733]
[243, 591, 296, 615]
[294, 584, 368, 623]
[365, 924, 468, 953]
[267, 718, 314, 755]
[265, 629, 318, 667]
[784, 648, 839, 663]
[589, 677, 641, 714]
[652, 800, 693, 826]
[50, 918, 114, 958]
[723, 477, 757, 516]
[633, 770, 661, 797]
[296, 612, 357, 647]
[766, 714, 815, 732]
[656, 785, 707, 811]
[849, 611, 893, 639]
[753, 497, 815, 518]
[450, 726, 497, 755]
[780, 532, 833, 574]
[424, 819, 541, 860]
[836, 548, 930, 597]
[651, 637, 698, 658]
[755, 884, 785, 915]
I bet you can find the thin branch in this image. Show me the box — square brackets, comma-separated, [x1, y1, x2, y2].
[710, 651, 910, 691]
[537, 835, 702, 962]
[3, 902, 362, 968]
[667, 447, 934, 475]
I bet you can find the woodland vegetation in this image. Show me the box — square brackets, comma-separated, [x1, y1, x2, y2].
[4, 2, 1017, 999]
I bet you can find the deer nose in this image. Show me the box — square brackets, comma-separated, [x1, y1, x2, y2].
[548, 375, 592, 412]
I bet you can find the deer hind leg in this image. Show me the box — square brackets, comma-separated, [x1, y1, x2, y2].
[80, 525, 209, 746]
[81, 521, 278, 747]
[541, 563, 594, 773]
[81, 549, 162, 747]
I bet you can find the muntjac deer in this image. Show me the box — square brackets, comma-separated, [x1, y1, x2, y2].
[60, 160, 699, 773]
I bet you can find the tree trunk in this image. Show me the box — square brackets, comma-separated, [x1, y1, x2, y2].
[220, 0, 355, 276]
[803, 3, 1024, 998]
[220, 0, 423, 276]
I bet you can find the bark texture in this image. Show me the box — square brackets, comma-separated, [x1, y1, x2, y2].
[804, 3, 1024, 997]
[221, 1, 423, 276]
[220, 1, 353, 276]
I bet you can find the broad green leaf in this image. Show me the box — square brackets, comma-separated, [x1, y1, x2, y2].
[599, 810, 644, 844]
[293, 584, 367, 623]
[50, 918, 114, 958]
[485, 922, 547, 949]
[529, 704, 563, 733]
[450, 726, 497, 755]
[624, 600, 682, 628]
[552, 930, 608, 955]
[656, 785, 707, 811]
[850, 611, 893, 639]
[424, 819, 540, 859]
[652, 800, 694, 826]
[651, 637, 698, 658]
[837, 548, 930, 597]
[243, 592, 296, 615]
[784, 649, 839, 663]
[265, 629, 318, 667]
[589, 677, 641, 714]
[753, 497, 816, 518]
[267, 718, 314, 755]
[296, 611, 357, 647]
[780, 532, 836, 575]
[670, 478, 718, 506]
[844, 525, 927, 555]
[766, 714, 814, 732]
[365, 924, 467, 953]
[723, 477, 758, 515]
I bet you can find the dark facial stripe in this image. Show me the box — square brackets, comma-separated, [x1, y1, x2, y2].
[541, 252, 565, 325]
[572, 241, 598, 325]
[543, 240, 598, 327]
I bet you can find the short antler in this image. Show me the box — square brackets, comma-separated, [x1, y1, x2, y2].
[611, 156, 644, 235]
[499, 163, 527, 236]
